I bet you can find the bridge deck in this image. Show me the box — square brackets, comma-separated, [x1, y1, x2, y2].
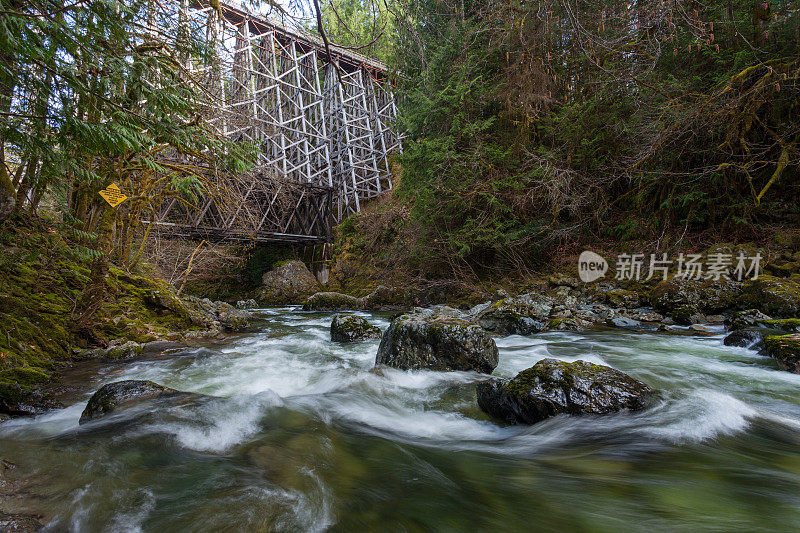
[190, 0, 386, 75]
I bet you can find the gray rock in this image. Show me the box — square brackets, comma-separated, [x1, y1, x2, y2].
[141, 340, 185, 354]
[182, 296, 251, 332]
[215, 302, 250, 331]
[474, 294, 552, 335]
[476, 358, 656, 425]
[331, 314, 382, 342]
[258, 260, 320, 304]
[605, 317, 659, 332]
[236, 299, 258, 309]
[79, 380, 200, 424]
[375, 310, 499, 373]
[725, 309, 772, 330]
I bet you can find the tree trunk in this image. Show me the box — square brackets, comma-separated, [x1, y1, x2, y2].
[0, 154, 15, 223]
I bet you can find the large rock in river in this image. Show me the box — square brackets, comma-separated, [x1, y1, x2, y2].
[79, 380, 197, 424]
[331, 314, 381, 342]
[258, 260, 320, 304]
[375, 310, 498, 373]
[477, 358, 656, 425]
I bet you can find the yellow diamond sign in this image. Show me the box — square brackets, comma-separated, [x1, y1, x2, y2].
[99, 183, 128, 207]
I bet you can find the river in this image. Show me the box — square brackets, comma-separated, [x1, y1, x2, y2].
[2, 307, 800, 531]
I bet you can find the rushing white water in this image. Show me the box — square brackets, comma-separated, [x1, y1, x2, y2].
[3, 307, 800, 531]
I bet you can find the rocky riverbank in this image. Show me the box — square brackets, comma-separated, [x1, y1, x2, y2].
[0, 217, 254, 422]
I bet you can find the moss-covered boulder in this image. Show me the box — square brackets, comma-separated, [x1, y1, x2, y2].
[303, 291, 360, 311]
[763, 334, 800, 373]
[79, 380, 199, 424]
[476, 358, 656, 425]
[762, 318, 800, 333]
[651, 277, 742, 324]
[605, 289, 643, 309]
[258, 260, 320, 305]
[739, 276, 800, 317]
[723, 327, 786, 350]
[357, 285, 419, 310]
[330, 314, 382, 342]
[473, 294, 552, 335]
[375, 310, 498, 373]
[105, 340, 144, 360]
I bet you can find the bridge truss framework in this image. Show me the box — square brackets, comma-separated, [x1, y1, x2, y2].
[152, 0, 401, 242]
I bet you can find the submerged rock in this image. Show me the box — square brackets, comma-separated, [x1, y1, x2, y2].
[764, 334, 800, 373]
[723, 327, 786, 350]
[303, 291, 360, 311]
[375, 309, 498, 373]
[258, 260, 320, 304]
[331, 314, 382, 342]
[476, 358, 656, 425]
[79, 380, 197, 424]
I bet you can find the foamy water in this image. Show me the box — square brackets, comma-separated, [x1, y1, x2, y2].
[3, 307, 800, 530]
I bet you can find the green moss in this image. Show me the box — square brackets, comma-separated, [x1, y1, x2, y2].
[303, 291, 359, 310]
[504, 359, 614, 396]
[762, 319, 800, 332]
[764, 334, 800, 372]
[605, 289, 640, 307]
[0, 216, 209, 392]
[0, 366, 50, 386]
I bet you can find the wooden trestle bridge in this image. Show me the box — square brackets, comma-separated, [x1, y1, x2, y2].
[151, 1, 401, 244]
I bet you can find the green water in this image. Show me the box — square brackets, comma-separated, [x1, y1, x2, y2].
[2, 307, 800, 531]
